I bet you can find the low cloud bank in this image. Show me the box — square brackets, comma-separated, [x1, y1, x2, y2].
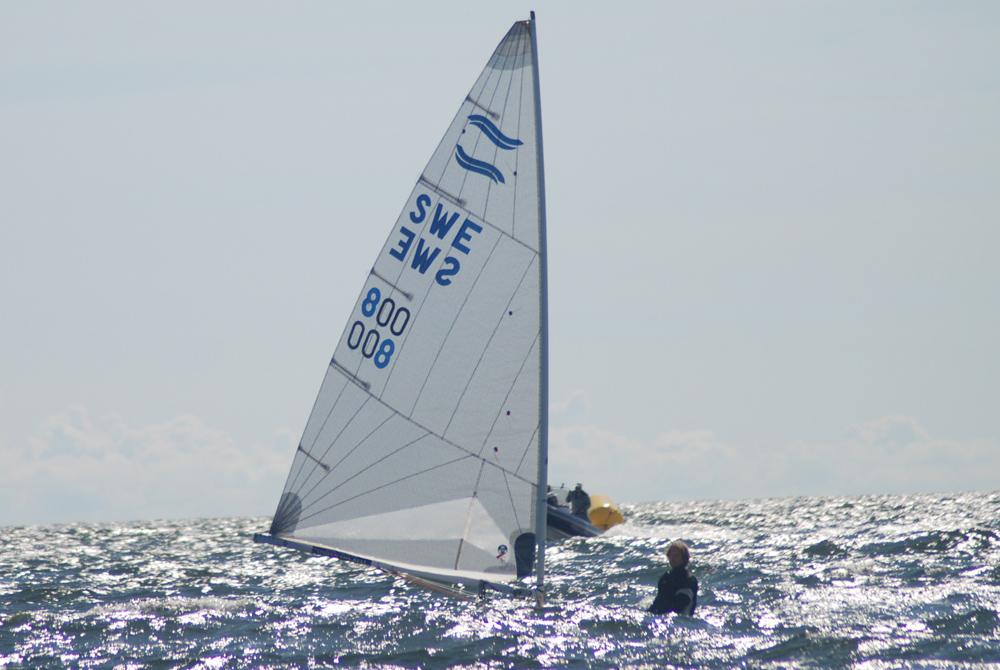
[1, 406, 293, 526]
[549, 393, 999, 503]
[3, 401, 995, 525]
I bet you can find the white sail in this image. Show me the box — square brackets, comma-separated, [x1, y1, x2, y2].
[261, 18, 546, 591]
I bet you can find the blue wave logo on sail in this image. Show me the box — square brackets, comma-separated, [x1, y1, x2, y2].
[452, 115, 523, 184]
[467, 114, 523, 150]
[455, 144, 506, 184]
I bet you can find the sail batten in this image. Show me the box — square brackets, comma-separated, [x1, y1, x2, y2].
[263, 18, 545, 592]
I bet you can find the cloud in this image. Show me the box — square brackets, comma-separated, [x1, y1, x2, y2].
[550, 389, 592, 423]
[0, 406, 293, 526]
[548, 394, 999, 504]
[3, 401, 996, 526]
[846, 414, 930, 448]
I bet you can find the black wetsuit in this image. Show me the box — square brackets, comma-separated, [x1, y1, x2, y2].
[649, 566, 698, 616]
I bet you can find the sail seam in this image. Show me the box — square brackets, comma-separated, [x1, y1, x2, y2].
[375, 229, 499, 395]
[454, 461, 487, 570]
[514, 425, 540, 477]
[325, 362, 534, 486]
[373, 208, 538, 397]
[377, 204, 534, 395]
[296, 409, 396, 506]
[406, 235, 504, 417]
[294, 454, 475, 526]
[312, 32, 510, 416]
[434, 197, 540, 254]
[435, 35, 510, 236]
[323, 413, 396, 479]
[313, 57, 509, 461]
[500, 468, 521, 530]
[370, 53, 511, 391]
[376, 26, 532, 414]
[282, 368, 337, 495]
[369, 26, 525, 407]
[294, 394, 371, 496]
[510, 27, 528, 240]
[286, 370, 359, 493]
[381, 41, 508, 307]
[480, 26, 529, 234]
[441, 255, 538, 438]
[471, 333, 540, 460]
[296, 431, 431, 518]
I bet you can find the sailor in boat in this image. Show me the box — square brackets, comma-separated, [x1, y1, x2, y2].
[566, 483, 591, 519]
[545, 483, 622, 539]
[649, 540, 699, 616]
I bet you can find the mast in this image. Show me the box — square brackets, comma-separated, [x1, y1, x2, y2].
[528, 9, 549, 606]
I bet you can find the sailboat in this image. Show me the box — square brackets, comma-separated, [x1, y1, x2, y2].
[255, 14, 551, 601]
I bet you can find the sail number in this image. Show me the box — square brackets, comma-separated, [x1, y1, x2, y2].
[348, 287, 410, 369]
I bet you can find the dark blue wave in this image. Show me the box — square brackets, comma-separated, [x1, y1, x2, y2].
[467, 114, 523, 150]
[454, 144, 505, 184]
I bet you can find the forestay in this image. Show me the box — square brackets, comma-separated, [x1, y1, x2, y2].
[258, 18, 547, 592]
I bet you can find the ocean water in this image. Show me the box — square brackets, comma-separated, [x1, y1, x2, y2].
[2, 491, 999, 669]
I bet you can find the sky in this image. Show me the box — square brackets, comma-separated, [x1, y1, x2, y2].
[2, 2, 998, 526]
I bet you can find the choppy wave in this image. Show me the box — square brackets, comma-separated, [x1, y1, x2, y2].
[2, 491, 999, 668]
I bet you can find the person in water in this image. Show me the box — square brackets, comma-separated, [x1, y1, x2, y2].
[649, 540, 698, 616]
[565, 483, 591, 519]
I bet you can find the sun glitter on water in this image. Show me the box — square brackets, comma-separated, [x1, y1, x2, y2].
[2, 491, 999, 668]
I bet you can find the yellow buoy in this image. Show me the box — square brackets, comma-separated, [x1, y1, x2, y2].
[588, 494, 624, 530]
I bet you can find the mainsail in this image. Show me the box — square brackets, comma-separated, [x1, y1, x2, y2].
[255, 15, 548, 596]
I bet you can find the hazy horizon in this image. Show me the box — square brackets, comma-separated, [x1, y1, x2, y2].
[3, 486, 997, 530]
